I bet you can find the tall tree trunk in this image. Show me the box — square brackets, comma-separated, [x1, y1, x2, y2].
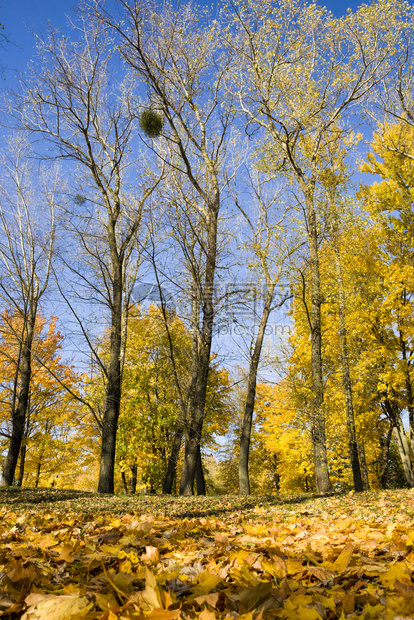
[196, 445, 206, 495]
[98, 270, 123, 494]
[17, 442, 26, 487]
[382, 397, 414, 488]
[35, 460, 41, 488]
[130, 463, 138, 494]
[180, 195, 219, 495]
[121, 470, 128, 494]
[303, 186, 333, 494]
[332, 231, 363, 492]
[239, 285, 275, 495]
[1, 310, 36, 487]
[400, 330, 414, 456]
[394, 417, 414, 488]
[357, 442, 370, 491]
[379, 428, 393, 489]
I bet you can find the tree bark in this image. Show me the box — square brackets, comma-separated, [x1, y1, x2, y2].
[382, 397, 414, 488]
[357, 442, 370, 491]
[400, 330, 414, 456]
[394, 416, 414, 487]
[379, 428, 393, 489]
[17, 442, 26, 487]
[35, 460, 41, 488]
[304, 187, 333, 494]
[130, 463, 138, 494]
[239, 284, 275, 495]
[121, 470, 128, 494]
[179, 194, 219, 495]
[196, 445, 206, 495]
[98, 268, 123, 494]
[1, 310, 36, 487]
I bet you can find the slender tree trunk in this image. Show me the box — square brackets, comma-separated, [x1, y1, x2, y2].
[400, 331, 414, 456]
[239, 285, 275, 495]
[394, 417, 414, 487]
[379, 428, 393, 489]
[332, 233, 363, 492]
[98, 269, 123, 494]
[121, 470, 128, 494]
[357, 442, 370, 491]
[180, 195, 219, 495]
[17, 442, 26, 487]
[130, 463, 138, 494]
[1, 310, 36, 487]
[196, 445, 206, 495]
[35, 460, 41, 488]
[382, 397, 414, 488]
[303, 187, 333, 494]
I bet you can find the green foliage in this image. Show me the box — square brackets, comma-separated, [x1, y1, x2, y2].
[139, 109, 163, 138]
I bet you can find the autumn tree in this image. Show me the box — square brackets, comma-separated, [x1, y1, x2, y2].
[225, 0, 409, 493]
[8, 13, 163, 493]
[0, 311, 84, 488]
[358, 121, 414, 485]
[97, 0, 236, 494]
[106, 305, 233, 493]
[0, 137, 56, 487]
[234, 170, 302, 495]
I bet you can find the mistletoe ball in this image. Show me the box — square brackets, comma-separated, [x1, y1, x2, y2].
[139, 109, 163, 138]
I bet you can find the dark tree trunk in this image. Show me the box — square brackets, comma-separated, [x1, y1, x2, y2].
[180, 195, 219, 495]
[239, 285, 275, 495]
[196, 444, 205, 495]
[121, 470, 128, 494]
[379, 428, 393, 489]
[303, 187, 333, 494]
[357, 442, 370, 491]
[17, 442, 26, 487]
[35, 461, 41, 488]
[129, 463, 137, 494]
[98, 270, 123, 494]
[1, 310, 36, 487]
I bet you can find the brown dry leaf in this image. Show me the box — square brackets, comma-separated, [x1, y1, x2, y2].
[395, 580, 414, 598]
[142, 546, 160, 563]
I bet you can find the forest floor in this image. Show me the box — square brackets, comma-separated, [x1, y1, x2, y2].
[1, 488, 414, 619]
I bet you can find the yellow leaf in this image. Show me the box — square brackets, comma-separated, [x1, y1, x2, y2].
[193, 570, 222, 594]
[380, 562, 410, 587]
[142, 567, 162, 611]
[333, 543, 354, 570]
[58, 545, 75, 563]
[22, 594, 92, 620]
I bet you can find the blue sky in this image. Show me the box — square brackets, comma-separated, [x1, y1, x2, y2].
[1, 0, 372, 83]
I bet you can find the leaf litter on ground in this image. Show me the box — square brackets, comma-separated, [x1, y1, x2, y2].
[1, 488, 414, 619]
